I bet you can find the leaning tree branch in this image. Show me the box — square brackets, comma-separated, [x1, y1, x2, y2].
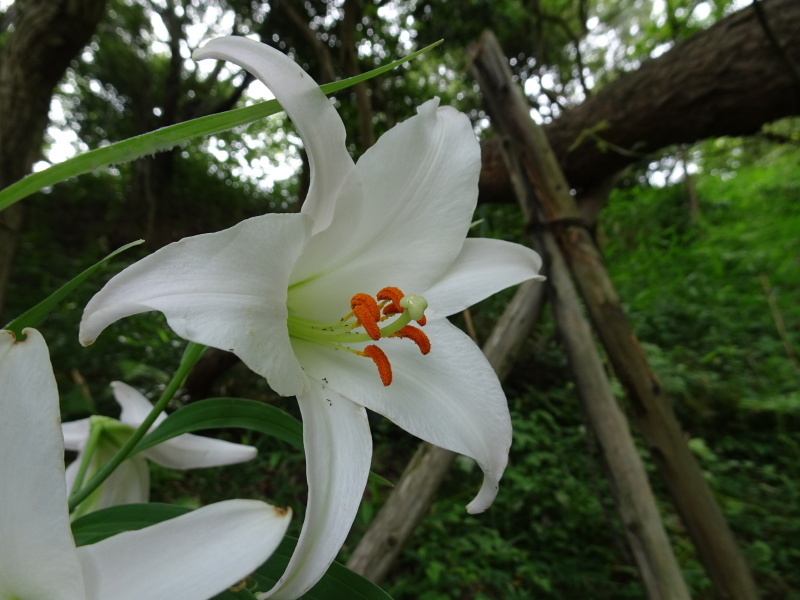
[478, 0, 800, 202]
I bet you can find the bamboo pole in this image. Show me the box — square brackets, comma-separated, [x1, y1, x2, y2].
[471, 29, 760, 600]
[347, 280, 546, 582]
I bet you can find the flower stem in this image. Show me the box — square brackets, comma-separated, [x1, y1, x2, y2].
[67, 342, 207, 512]
[70, 417, 105, 494]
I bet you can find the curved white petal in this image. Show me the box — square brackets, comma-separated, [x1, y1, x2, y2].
[144, 432, 257, 469]
[80, 214, 313, 396]
[0, 329, 87, 599]
[112, 381, 163, 426]
[423, 238, 544, 318]
[77, 499, 291, 600]
[261, 385, 372, 600]
[110, 381, 257, 468]
[293, 319, 511, 513]
[63, 417, 91, 450]
[289, 98, 482, 322]
[194, 36, 355, 235]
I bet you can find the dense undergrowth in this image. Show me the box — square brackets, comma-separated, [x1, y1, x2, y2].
[6, 138, 798, 599]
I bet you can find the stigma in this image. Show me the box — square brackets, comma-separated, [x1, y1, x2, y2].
[287, 287, 430, 386]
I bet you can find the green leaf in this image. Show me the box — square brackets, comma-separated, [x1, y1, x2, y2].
[133, 398, 304, 454]
[132, 397, 394, 488]
[71, 502, 190, 547]
[0, 41, 442, 211]
[72, 504, 395, 599]
[3, 239, 143, 339]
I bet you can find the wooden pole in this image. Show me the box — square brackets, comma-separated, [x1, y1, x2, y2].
[471, 30, 760, 600]
[347, 280, 546, 582]
[504, 124, 691, 600]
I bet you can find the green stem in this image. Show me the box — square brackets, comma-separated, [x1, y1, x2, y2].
[70, 418, 105, 494]
[68, 342, 207, 512]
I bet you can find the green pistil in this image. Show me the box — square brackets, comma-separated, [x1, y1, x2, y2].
[288, 309, 414, 346]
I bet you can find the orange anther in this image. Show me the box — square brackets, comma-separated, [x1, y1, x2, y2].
[416, 315, 427, 326]
[382, 304, 402, 316]
[350, 293, 381, 340]
[377, 286, 405, 315]
[392, 325, 431, 355]
[362, 345, 392, 386]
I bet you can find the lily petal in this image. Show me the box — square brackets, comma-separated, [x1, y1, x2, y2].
[289, 98, 482, 322]
[80, 214, 313, 396]
[193, 36, 355, 235]
[0, 329, 86, 599]
[111, 381, 257, 469]
[423, 237, 545, 319]
[293, 319, 511, 513]
[261, 385, 372, 600]
[112, 380, 166, 426]
[77, 500, 291, 600]
[144, 432, 257, 469]
[63, 417, 91, 450]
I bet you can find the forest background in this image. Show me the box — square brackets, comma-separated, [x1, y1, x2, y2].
[1, 0, 798, 598]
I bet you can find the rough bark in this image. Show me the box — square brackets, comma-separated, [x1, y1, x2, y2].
[478, 0, 800, 202]
[472, 30, 761, 600]
[347, 280, 546, 583]
[341, 0, 375, 149]
[0, 0, 107, 319]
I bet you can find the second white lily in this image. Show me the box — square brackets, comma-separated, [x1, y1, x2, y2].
[0, 329, 290, 600]
[80, 37, 544, 600]
[63, 381, 257, 518]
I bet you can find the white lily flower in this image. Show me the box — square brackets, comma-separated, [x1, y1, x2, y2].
[80, 37, 544, 600]
[0, 328, 291, 600]
[63, 380, 257, 517]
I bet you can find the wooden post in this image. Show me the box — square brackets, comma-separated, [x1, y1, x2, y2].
[347, 280, 546, 582]
[471, 29, 760, 600]
[504, 124, 691, 600]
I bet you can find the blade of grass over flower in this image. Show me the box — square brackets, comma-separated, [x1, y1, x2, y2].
[71, 505, 395, 600]
[0, 41, 442, 211]
[3, 239, 143, 339]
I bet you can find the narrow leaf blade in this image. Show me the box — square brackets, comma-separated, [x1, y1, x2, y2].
[0, 40, 442, 210]
[3, 239, 143, 338]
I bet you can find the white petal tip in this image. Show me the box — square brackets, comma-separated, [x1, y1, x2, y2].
[192, 37, 227, 61]
[465, 476, 501, 514]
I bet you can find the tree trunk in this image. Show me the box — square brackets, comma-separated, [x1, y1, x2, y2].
[478, 0, 800, 203]
[0, 0, 107, 319]
[472, 30, 761, 600]
[347, 279, 546, 583]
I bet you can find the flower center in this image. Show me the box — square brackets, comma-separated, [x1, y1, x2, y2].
[287, 286, 430, 386]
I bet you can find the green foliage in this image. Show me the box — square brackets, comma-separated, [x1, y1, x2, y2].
[601, 140, 800, 597]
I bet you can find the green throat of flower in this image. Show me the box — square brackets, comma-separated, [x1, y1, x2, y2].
[287, 286, 430, 386]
